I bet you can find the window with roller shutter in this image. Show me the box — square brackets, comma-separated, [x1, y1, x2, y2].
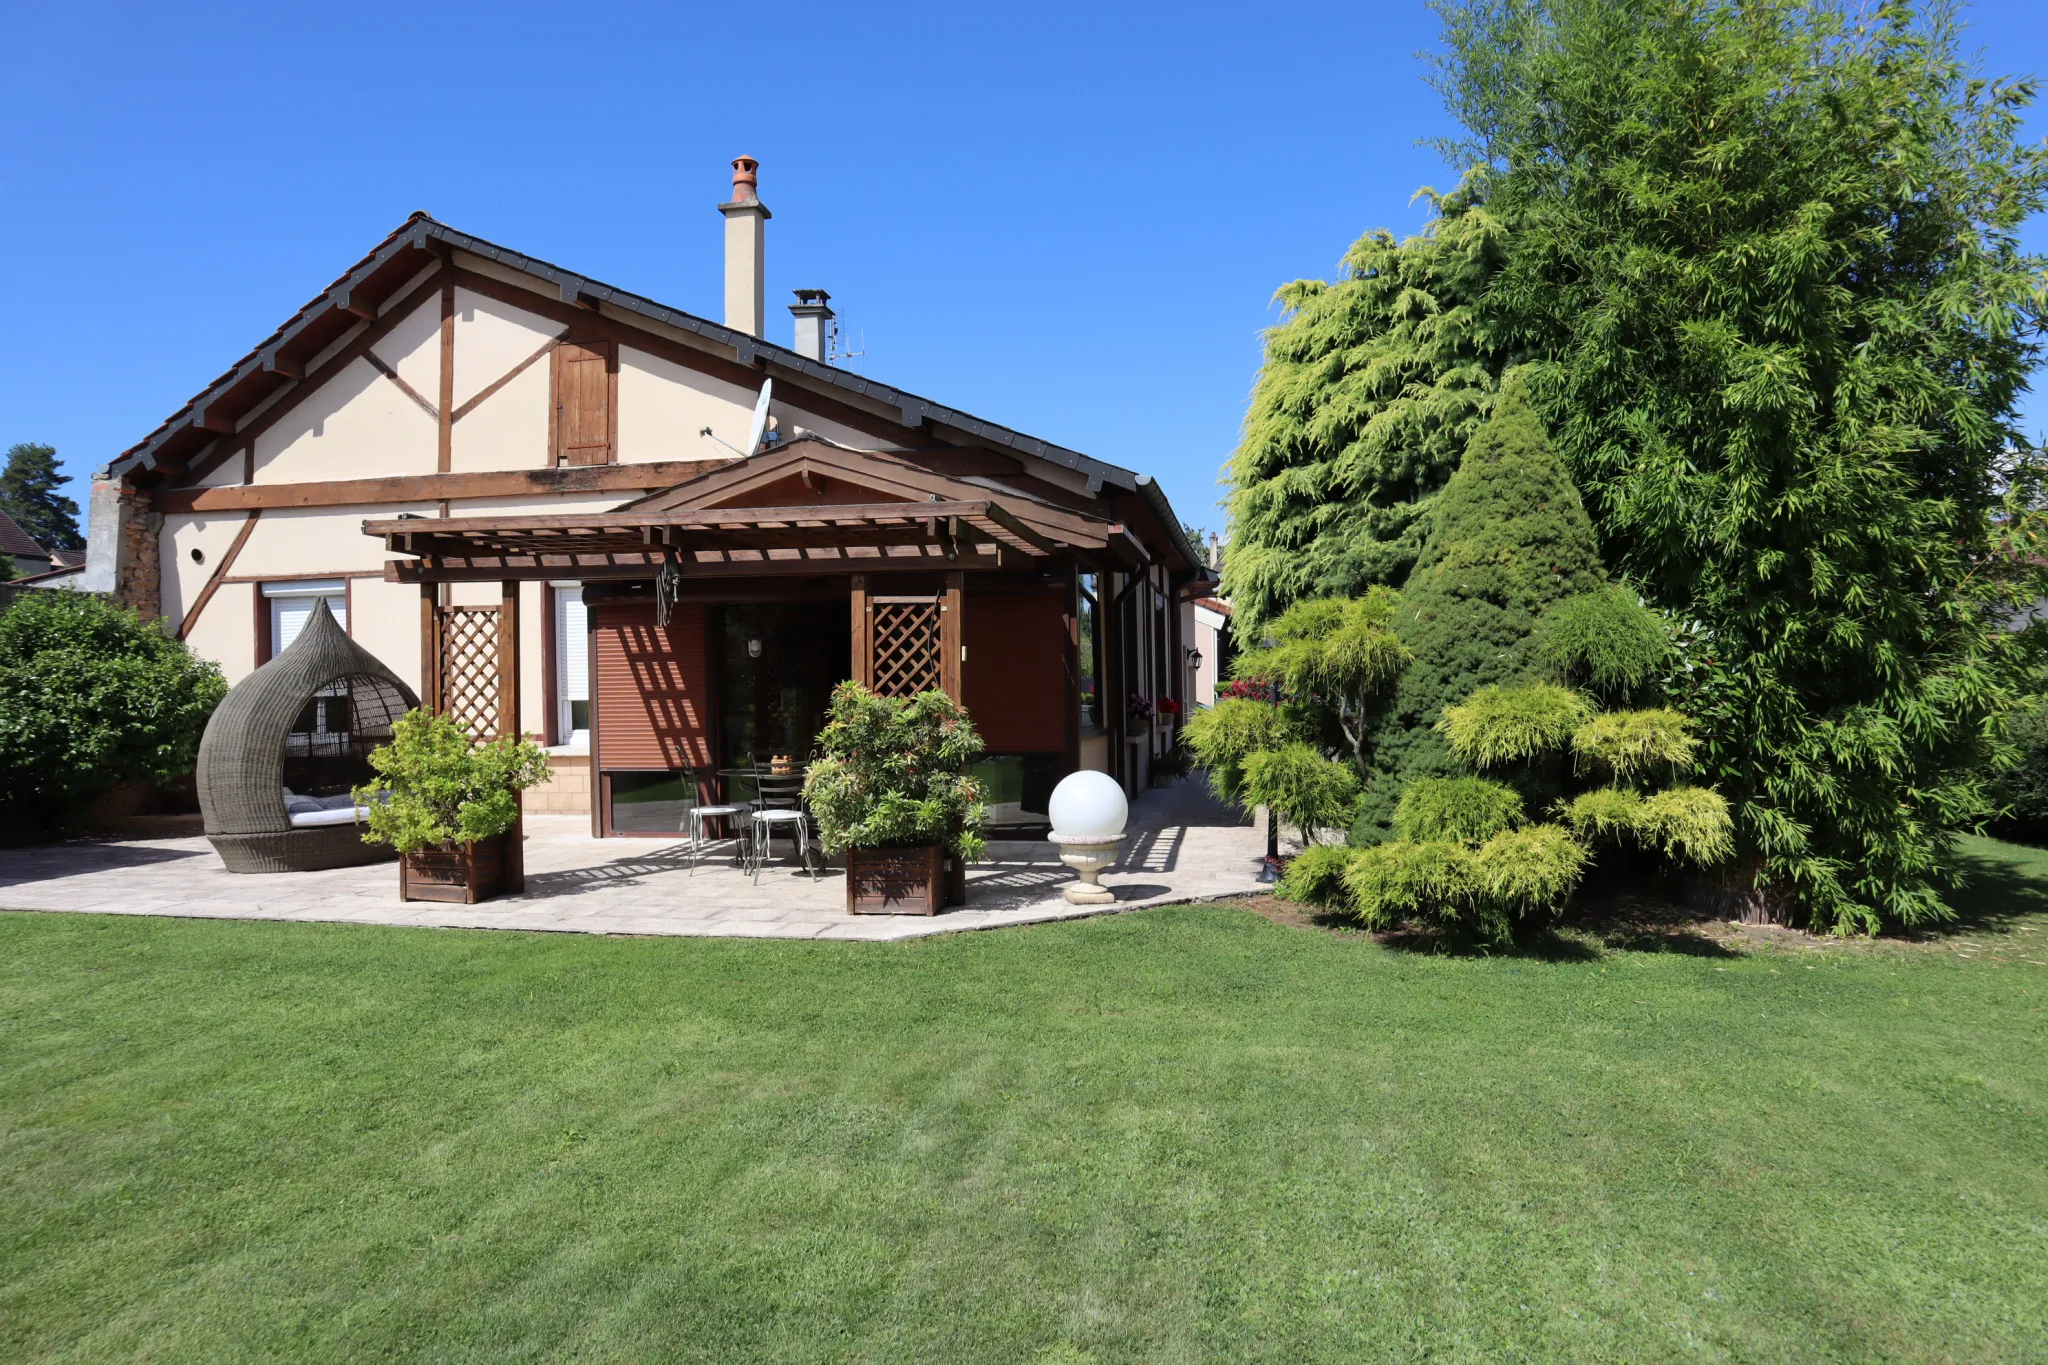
[591, 601, 712, 771]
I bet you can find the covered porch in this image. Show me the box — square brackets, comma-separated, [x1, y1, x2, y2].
[366, 441, 1206, 841]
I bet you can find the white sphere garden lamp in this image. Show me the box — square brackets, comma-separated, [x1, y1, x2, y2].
[1047, 770, 1128, 905]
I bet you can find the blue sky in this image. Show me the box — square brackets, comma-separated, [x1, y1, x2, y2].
[4, 1, 2046, 539]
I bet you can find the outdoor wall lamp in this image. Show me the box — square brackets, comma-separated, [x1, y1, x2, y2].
[1186, 647, 1203, 671]
[746, 637, 763, 659]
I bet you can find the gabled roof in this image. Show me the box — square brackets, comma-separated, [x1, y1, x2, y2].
[0, 509, 46, 559]
[106, 213, 1139, 496]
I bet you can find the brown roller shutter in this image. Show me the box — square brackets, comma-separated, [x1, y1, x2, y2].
[592, 601, 713, 769]
[963, 592, 1067, 752]
[553, 340, 615, 466]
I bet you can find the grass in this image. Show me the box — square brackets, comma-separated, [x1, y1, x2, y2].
[2, 842, 2046, 1362]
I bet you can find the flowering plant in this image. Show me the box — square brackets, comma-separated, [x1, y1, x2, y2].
[1221, 678, 1275, 703]
[1127, 691, 1155, 722]
[1156, 697, 1181, 718]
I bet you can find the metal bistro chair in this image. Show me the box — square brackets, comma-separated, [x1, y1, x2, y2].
[746, 772, 819, 884]
[681, 769, 750, 874]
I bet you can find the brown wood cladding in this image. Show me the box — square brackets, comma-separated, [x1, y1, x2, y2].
[963, 591, 1068, 753]
[592, 602, 712, 770]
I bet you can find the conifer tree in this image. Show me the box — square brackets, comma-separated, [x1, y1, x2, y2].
[1355, 374, 1604, 837]
[1431, 0, 2048, 930]
[0, 443, 83, 552]
[1221, 183, 1510, 636]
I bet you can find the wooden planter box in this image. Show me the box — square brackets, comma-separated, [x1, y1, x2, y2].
[400, 833, 508, 904]
[847, 843, 948, 916]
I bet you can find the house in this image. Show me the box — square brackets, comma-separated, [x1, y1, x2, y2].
[88, 158, 1212, 835]
[0, 509, 76, 580]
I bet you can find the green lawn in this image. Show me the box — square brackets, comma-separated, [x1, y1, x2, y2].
[3, 843, 2046, 1363]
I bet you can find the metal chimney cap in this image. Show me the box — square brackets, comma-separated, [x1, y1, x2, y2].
[792, 288, 832, 307]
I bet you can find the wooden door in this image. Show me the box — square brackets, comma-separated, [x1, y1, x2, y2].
[553, 340, 615, 466]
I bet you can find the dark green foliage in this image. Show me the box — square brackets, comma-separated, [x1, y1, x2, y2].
[0, 591, 225, 833]
[1987, 699, 2048, 845]
[0, 442, 83, 552]
[1354, 382, 1606, 837]
[804, 683, 988, 861]
[1393, 776, 1523, 844]
[1240, 743, 1361, 845]
[1532, 585, 1671, 700]
[1221, 184, 1510, 634]
[1275, 842, 1362, 909]
[1433, 0, 2048, 931]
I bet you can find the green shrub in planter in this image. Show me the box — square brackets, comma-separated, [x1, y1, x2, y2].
[353, 710, 551, 855]
[804, 683, 987, 861]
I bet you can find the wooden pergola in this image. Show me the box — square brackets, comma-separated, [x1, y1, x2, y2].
[364, 495, 1129, 746]
[362, 498, 1113, 584]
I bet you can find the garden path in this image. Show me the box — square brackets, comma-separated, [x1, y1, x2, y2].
[0, 779, 1268, 941]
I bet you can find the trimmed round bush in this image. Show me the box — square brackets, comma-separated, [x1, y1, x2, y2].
[1394, 777, 1524, 845]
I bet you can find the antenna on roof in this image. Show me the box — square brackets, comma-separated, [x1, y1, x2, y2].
[828, 318, 864, 366]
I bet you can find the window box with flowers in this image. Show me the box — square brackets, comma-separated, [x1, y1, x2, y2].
[1127, 692, 1155, 734]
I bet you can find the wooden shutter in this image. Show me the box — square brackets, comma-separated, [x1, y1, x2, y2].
[963, 592, 1068, 752]
[592, 601, 711, 770]
[553, 340, 615, 466]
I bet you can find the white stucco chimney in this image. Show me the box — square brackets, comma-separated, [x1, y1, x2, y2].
[789, 289, 834, 363]
[718, 155, 770, 338]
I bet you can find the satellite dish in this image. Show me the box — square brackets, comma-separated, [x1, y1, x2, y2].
[744, 379, 774, 455]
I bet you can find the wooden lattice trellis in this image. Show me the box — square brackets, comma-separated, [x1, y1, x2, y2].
[438, 605, 502, 740]
[869, 597, 942, 697]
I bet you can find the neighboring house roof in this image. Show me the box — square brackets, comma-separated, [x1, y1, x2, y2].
[48, 548, 84, 569]
[0, 509, 46, 559]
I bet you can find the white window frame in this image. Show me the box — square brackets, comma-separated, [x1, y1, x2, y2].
[263, 579, 348, 659]
[552, 582, 590, 752]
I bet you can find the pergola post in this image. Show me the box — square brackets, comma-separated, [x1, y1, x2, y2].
[940, 570, 964, 702]
[419, 582, 440, 712]
[850, 575, 871, 689]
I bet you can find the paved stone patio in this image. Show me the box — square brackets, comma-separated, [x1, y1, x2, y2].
[0, 779, 1268, 941]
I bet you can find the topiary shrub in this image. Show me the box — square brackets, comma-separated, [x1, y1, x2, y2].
[0, 591, 226, 836]
[1473, 824, 1588, 925]
[1354, 377, 1607, 838]
[1240, 742, 1361, 845]
[1438, 682, 1594, 769]
[1342, 839, 1480, 930]
[1532, 585, 1672, 700]
[1570, 708, 1699, 781]
[1393, 776, 1523, 844]
[1277, 842, 1363, 909]
[804, 682, 988, 862]
[1182, 697, 1291, 806]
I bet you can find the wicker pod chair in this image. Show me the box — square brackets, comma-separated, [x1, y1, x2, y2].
[197, 599, 420, 873]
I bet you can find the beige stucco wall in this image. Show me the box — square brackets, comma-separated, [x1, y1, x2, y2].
[618, 346, 757, 465]
[232, 503, 433, 580]
[350, 574, 426, 697]
[253, 355, 436, 484]
[452, 288, 560, 407]
[450, 360, 550, 473]
[376, 295, 442, 407]
[159, 512, 258, 625]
